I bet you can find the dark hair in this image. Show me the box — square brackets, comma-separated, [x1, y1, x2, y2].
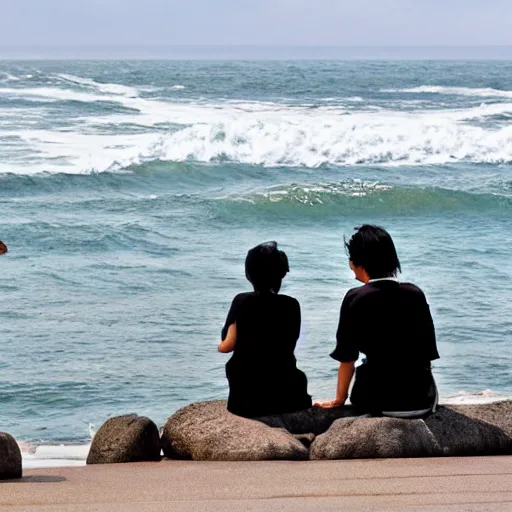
[245, 241, 289, 293]
[345, 225, 401, 279]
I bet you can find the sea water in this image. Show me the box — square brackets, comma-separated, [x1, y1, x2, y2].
[0, 60, 511, 467]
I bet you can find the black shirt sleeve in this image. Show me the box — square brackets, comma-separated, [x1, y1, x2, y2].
[330, 289, 359, 363]
[221, 294, 242, 341]
[418, 295, 440, 362]
[290, 298, 301, 345]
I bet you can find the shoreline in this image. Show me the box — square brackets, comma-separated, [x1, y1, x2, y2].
[17, 393, 511, 469]
[2, 457, 512, 511]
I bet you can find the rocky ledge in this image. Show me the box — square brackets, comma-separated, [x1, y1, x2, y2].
[161, 400, 512, 461]
[87, 400, 512, 463]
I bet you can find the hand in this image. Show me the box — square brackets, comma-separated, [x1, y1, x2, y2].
[313, 398, 346, 409]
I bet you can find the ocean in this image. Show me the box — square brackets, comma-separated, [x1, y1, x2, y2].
[1, 59, 511, 467]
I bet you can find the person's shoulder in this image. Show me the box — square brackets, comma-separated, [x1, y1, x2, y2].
[399, 282, 425, 294]
[231, 291, 255, 305]
[399, 282, 427, 300]
[341, 285, 366, 306]
[278, 294, 300, 308]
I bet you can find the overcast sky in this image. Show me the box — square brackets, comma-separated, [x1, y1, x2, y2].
[1, 0, 512, 48]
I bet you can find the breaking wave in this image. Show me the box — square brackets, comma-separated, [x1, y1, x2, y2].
[216, 181, 512, 216]
[2, 103, 512, 174]
[3, 74, 512, 174]
[383, 85, 512, 98]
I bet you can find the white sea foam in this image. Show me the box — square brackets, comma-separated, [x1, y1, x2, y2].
[20, 442, 89, 469]
[229, 181, 394, 205]
[3, 83, 512, 174]
[0, 73, 21, 82]
[383, 85, 512, 98]
[0, 74, 140, 105]
[442, 389, 510, 405]
[170, 84, 186, 91]
[57, 73, 140, 97]
[0, 86, 126, 104]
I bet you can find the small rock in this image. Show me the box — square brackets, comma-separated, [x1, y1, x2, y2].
[161, 401, 308, 461]
[0, 432, 22, 480]
[87, 415, 160, 465]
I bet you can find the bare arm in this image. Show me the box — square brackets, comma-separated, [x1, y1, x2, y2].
[315, 361, 355, 408]
[218, 323, 237, 353]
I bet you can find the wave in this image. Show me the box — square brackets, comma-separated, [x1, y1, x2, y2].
[4, 111, 512, 173]
[170, 85, 186, 91]
[0, 73, 142, 107]
[383, 85, 512, 98]
[0, 86, 132, 105]
[3, 77, 512, 173]
[215, 181, 512, 216]
[0, 72, 22, 82]
[56, 74, 140, 98]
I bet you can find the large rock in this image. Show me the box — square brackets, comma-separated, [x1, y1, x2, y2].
[441, 400, 512, 437]
[0, 432, 22, 480]
[310, 417, 440, 459]
[161, 401, 308, 461]
[310, 401, 512, 460]
[424, 402, 512, 456]
[87, 415, 161, 465]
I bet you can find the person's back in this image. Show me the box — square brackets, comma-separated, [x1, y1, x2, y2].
[317, 225, 440, 416]
[227, 291, 300, 365]
[344, 280, 437, 366]
[338, 280, 438, 412]
[218, 242, 311, 418]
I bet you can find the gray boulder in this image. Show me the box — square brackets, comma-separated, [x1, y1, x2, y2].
[424, 401, 512, 456]
[87, 415, 161, 465]
[443, 400, 512, 437]
[310, 417, 440, 459]
[0, 432, 22, 480]
[310, 401, 512, 460]
[161, 400, 308, 461]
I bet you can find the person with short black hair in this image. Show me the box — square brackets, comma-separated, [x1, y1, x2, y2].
[316, 225, 440, 417]
[0, 240, 7, 255]
[219, 241, 312, 418]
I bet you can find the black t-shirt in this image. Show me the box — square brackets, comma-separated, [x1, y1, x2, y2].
[331, 280, 440, 412]
[331, 280, 439, 365]
[221, 291, 311, 417]
[222, 291, 301, 366]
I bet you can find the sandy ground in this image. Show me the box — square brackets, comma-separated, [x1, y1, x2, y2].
[1, 456, 511, 511]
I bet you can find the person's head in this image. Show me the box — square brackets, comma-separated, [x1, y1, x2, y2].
[345, 225, 401, 283]
[245, 241, 289, 294]
[0, 241, 7, 255]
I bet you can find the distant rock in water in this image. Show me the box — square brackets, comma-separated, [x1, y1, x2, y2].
[163, 400, 512, 461]
[0, 432, 22, 480]
[87, 415, 161, 465]
[161, 401, 308, 461]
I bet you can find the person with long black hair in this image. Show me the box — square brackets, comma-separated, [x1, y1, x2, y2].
[316, 225, 440, 417]
[219, 241, 312, 418]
